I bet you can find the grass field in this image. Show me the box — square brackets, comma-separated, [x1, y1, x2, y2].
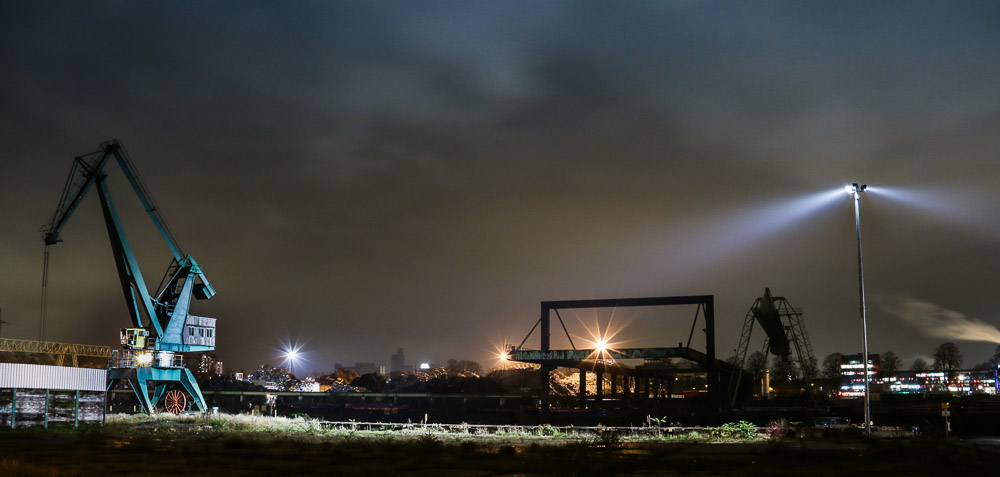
[0, 413, 997, 475]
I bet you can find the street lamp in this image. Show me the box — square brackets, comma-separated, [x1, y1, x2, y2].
[595, 339, 607, 354]
[847, 183, 871, 437]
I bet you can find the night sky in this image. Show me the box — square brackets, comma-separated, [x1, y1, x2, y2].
[2, 1, 999, 375]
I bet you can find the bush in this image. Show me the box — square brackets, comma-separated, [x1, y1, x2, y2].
[714, 421, 757, 439]
[766, 418, 788, 439]
[536, 424, 562, 437]
[595, 429, 623, 449]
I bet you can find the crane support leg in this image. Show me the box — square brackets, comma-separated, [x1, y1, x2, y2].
[180, 368, 207, 411]
[151, 384, 168, 410]
[131, 374, 155, 413]
[109, 366, 208, 413]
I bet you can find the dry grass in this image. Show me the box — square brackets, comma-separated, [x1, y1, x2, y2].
[0, 418, 998, 475]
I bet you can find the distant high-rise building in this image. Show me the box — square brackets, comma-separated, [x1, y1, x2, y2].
[391, 348, 405, 373]
[350, 362, 385, 376]
[197, 354, 223, 376]
[839, 353, 881, 397]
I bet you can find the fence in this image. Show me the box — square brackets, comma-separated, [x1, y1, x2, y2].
[0, 388, 105, 428]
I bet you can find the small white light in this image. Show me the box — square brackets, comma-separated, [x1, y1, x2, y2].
[845, 185, 854, 194]
[419, 362, 430, 370]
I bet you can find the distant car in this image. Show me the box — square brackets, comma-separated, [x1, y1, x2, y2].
[812, 417, 850, 428]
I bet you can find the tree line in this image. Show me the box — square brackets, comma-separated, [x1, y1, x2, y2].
[732, 342, 1000, 383]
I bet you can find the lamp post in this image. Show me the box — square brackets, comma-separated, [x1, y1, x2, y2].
[846, 183, 871, 437]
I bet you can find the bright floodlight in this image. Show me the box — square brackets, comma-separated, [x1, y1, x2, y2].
[135, 351, 153, 366]
[596, 339, 607, 352]
[419, 362, 430, 370]
[498, 352, 509, 361]
[846, 183, 867, 197]
[280, 344, 304, 370]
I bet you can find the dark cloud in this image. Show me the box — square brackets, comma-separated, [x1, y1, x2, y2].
[1, 1, 999, 373]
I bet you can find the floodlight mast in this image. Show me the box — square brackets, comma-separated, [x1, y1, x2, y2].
[848, 182, 871, 437]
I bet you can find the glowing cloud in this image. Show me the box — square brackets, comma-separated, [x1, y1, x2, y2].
[883, 297, 1000, 344]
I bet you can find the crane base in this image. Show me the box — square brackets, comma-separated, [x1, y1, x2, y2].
[107, 366, 207, 414]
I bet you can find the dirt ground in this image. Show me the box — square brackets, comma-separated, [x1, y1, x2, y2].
[1, 428, 998, 476]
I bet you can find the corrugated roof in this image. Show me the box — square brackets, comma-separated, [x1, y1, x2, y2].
[0, 363, 107, 391]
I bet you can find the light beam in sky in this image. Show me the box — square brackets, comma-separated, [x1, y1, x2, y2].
[866, 185, 1000, 237]
[646, 188, 846, 270]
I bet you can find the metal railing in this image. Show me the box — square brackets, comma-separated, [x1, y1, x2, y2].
[109, 349, 185, 368]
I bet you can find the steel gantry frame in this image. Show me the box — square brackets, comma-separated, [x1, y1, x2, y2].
[511, 295, 721, 423]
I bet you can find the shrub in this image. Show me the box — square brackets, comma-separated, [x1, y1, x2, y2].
[714, 421, 757, 439]
[766, 418, 787, 439]
[536, 424, 562, 437]
[595, 429, 623, 449]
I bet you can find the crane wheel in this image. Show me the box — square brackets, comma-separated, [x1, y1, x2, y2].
[164, 389, 187, 414]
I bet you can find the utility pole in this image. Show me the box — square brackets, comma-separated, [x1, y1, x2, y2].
[848, 183, 871, 438]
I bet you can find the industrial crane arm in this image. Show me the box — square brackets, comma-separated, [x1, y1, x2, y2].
[40, 140, 216, 347]
[41, 145, 114, 245]
[41, 140, 185, 260]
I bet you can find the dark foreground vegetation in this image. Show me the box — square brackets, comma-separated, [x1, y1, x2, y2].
[1, 414, 998, 476]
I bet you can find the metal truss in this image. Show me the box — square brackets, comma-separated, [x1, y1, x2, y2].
[0, 337, 113, 367]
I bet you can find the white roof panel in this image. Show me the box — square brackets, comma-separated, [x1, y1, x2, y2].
[0, 363, 107, 391]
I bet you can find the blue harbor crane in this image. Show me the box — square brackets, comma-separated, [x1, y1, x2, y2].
[41, 139, 217, 413]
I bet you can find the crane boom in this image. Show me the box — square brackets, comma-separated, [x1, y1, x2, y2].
[41, 139, 216, 345]
[42, 140, 184, 259]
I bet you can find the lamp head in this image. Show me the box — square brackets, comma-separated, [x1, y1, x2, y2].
[846, 183, 867, 198]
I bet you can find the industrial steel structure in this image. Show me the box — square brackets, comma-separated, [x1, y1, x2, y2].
[510, 295, 732, 423]
[40, 140, 217, 413]
[729, 288, 817, 405]
[0, 337, 113, 367]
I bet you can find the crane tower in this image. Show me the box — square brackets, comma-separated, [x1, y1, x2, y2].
[729, 288, 816, 405]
